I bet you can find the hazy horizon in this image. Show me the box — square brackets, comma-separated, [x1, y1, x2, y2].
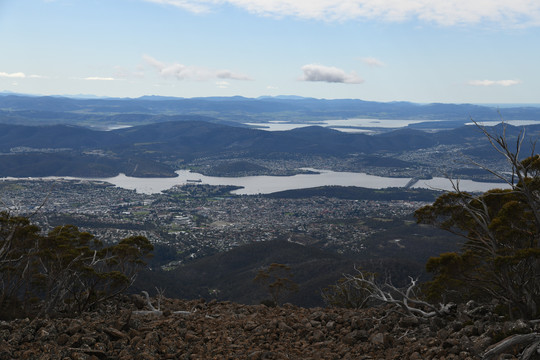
[3, 90, 540, 108]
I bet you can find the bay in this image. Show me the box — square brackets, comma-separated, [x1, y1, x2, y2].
[245, 119, 438, 133]
[2, 169, 508, 195]
[74, 169, 507, 195]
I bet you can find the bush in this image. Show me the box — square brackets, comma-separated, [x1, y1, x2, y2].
[0, 212, 153, 318]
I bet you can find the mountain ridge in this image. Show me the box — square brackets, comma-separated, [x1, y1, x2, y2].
[0, 120, 534, 178]
[2, 94, 540, 122]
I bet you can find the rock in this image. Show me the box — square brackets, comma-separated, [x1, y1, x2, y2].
[472, 335, 493, 355]
[462, 324, 478, 337]
[278, 321, 294, 333]
[502, 319, 531, 335]
[399, 316, 420, 328]
[437, 328, 450, 340]
[311, 330, 325, 342]
[0, 296, 523, 359]
[342, 330, 360, 345]
[57, 333, 71, 345]
[450, 320, 463, 332]
[430, 316, 446, 330]
[104, 327, 127, 340]
[0, 322, 13, 331]
[67, 321, 83, 335]
[369, 332, 392, 347]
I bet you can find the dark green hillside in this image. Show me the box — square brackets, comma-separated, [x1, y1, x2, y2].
[266, 186, 441, 201]
[111, 121, 273, 160]
[0, 120, 537, 178]
[134, 227, 460, 308]
[135, 240, 355, 307]
[375, 127, 437, 150]
[357, 217, 461, 265]
[204, 161, 269, 176]
[0, 124, 118, 151]
[0, 153, 175, 177]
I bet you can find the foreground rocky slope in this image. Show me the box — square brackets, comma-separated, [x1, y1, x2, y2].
[0, 296, 537, 360]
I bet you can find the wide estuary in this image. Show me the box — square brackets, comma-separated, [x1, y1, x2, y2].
[9, 168, 508, 195]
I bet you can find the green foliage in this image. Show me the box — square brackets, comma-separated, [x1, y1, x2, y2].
[254, 263, 298, 306]
[0, 212, 41, 317]
[0, 212, 153, 318]
[416, 153, 540, 319]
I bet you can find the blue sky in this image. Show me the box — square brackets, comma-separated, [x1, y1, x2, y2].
[1, 0, 539, 104]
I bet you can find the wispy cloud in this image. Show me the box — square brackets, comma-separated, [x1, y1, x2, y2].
[143, 55, 252, 81]
[142, 0, 540, 27]
[0, 72, 26, 78]
[468, 79, 522, 87]
[143, 0, 210, 13]
[361, 57, 385, 67]
[113, 66, 145, 79]
[83, 77, 117, 81]
[216, 70, 252, 80]
[300, 64, 363, 84]
[0, 72, 46, 79]
[216, 81, 229, 88]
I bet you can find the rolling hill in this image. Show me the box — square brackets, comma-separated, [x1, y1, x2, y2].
[0, 119, 536, 178]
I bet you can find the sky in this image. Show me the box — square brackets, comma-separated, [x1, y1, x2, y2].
[1, 0, 540, 104]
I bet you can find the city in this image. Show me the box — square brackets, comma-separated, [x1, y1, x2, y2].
[0, 178, 431, 269]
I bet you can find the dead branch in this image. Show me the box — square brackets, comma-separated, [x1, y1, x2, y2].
[344, 267, 454, 318]
[483, 333, 540, 360]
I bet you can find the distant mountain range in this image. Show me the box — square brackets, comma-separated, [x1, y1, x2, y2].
[1, 94, 540, 128]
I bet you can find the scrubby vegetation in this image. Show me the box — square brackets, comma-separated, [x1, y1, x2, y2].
[0, 212, 153, 319]
[416, 129, 540, 320]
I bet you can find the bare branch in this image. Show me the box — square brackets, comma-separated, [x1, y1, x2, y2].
[344, 267, 454, 319]
[483, 333, 540, 360]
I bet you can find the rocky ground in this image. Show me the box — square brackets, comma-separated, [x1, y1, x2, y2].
[0, 296, 538, 360]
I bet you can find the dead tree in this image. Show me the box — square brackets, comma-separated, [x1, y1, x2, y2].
[344, 268, 455, 319]
[483, 333, 540, 360]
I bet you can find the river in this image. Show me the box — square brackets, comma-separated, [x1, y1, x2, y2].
[46, 168, 506, 195]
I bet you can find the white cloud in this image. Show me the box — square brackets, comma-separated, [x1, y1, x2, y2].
[216, 80, 230, 88]
[142, 0, 540, 27]
[83, 77, 116, 81]
[143, 0, 210, 13]
[143, 55, 252, 81]
[468, 79, 522, 87]
[0, 72, 27, 78]
[362, 57, 385, 67]
[0, 72, 47, 79]
[216, 70, 252, 80]
[300, 64, 364, 84]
